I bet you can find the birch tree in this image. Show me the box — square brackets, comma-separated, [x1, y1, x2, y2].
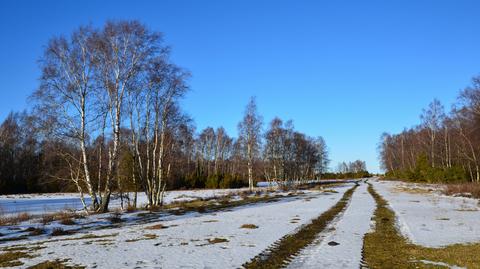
[238, 97, 263, 191]
[92, 21, 161, 212]
[32, 26, 100, 212]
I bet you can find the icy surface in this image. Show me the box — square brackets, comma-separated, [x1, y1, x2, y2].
[372, 180, 480, 247]
[0, 189, 248, 215]
[6, 185, 352, 269]
[288, 182, 375, 268]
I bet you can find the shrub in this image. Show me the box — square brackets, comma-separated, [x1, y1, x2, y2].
[51, 228, 70, 236]
[205, 175, 220, 189]
[40, 214, 55, 225]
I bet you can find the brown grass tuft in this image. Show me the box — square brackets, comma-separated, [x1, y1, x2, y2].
[145, 224, 168, 230]
[26, 259, 85, 269]
[240, 224, 258, 229]
[51, 227, 71, 236]
[208, 237, 229, 244]
[0, 212, 31, 226]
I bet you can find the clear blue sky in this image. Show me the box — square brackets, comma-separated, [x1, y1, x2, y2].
[1, 0, 480, 173]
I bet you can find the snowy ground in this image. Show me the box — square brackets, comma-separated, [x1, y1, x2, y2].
[3, 185, 352, 268]
[288, 182, 376, 269]
[2, 179, 480, 268]
[371, 179, 480, 247]
[0, 179, 355, 215]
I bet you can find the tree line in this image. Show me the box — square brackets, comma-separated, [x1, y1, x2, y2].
[0, 20, 335, 213]
[379, 76, 480, 183]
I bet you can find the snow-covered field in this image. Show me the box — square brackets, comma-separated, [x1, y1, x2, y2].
[371, 179, 480, 247]
[2, 185, 352, 268]
[2, 179, 480, 268]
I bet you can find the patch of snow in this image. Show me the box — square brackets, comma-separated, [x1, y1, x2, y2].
[371, 180, 480, 247]
[418, 259, 465, 269]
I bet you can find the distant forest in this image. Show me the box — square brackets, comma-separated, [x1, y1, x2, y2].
[379, 76, 480, 183]
[0, 20, 368, 212]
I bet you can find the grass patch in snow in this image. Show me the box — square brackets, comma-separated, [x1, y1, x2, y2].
[208, 237, 229, 244]
[145, 224, 168, 230]
[243, 185, 357, 269]
[393, 186, 434, 195]
[0, 212, 31, 226]
[240, 224, 258, 229]
[444, 182, 480, 199]
[162, 193, 282, 216]
[51, 227, 73, 236]
[203, 219, 219, 223]
[363, 183, 480, 269]
[26, 259, 85, 269]
[0, 250, 33, 267]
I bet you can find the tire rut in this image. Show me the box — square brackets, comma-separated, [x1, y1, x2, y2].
[242, 183, 359, 269]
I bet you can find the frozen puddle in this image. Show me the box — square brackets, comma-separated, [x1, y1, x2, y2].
[287, 182, 376, 269]
[13, 186, 352, 269]
[372, 180, 480, 247]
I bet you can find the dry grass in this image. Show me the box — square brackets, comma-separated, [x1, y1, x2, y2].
[39, 211, 83, 226]
[0, 213, 31, 226]
[145, 224, 168, 230]
[240, 224, 258, 229]
[51, 227, 72, 236]
[444, 182, 480, 199]
[364, 183, 480, 269]
[0, 250, 33, 267]
[208, 237, 229, 244]
[203, 219, 219, 223]
[393, 186, 433, 195]
[26, 259, 85, 269]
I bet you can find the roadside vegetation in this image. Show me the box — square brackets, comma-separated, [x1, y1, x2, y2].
[380, 76, 480, 185]
[364, 184, 480, 268]
[444, 182, 480, 199]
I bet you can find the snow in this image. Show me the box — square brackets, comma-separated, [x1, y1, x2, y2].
[4, 185, 354, 269]
[417, 260, 465, 269]
[371, 179, 480, 248]
[287, 181, 376, 268]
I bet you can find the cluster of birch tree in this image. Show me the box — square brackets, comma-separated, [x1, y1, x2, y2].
[31, 20, 189, 212]
[0, 21, 331, 212]
[379, 76, 480, 182]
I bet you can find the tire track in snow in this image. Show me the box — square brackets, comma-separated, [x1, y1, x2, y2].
[287, 182, 376, 269]
[242, 183, 359, 269]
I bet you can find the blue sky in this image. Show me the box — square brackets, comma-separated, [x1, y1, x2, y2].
[1, 0, 480, 173]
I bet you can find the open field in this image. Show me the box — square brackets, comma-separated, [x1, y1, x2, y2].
[1, 178, 480, 268]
